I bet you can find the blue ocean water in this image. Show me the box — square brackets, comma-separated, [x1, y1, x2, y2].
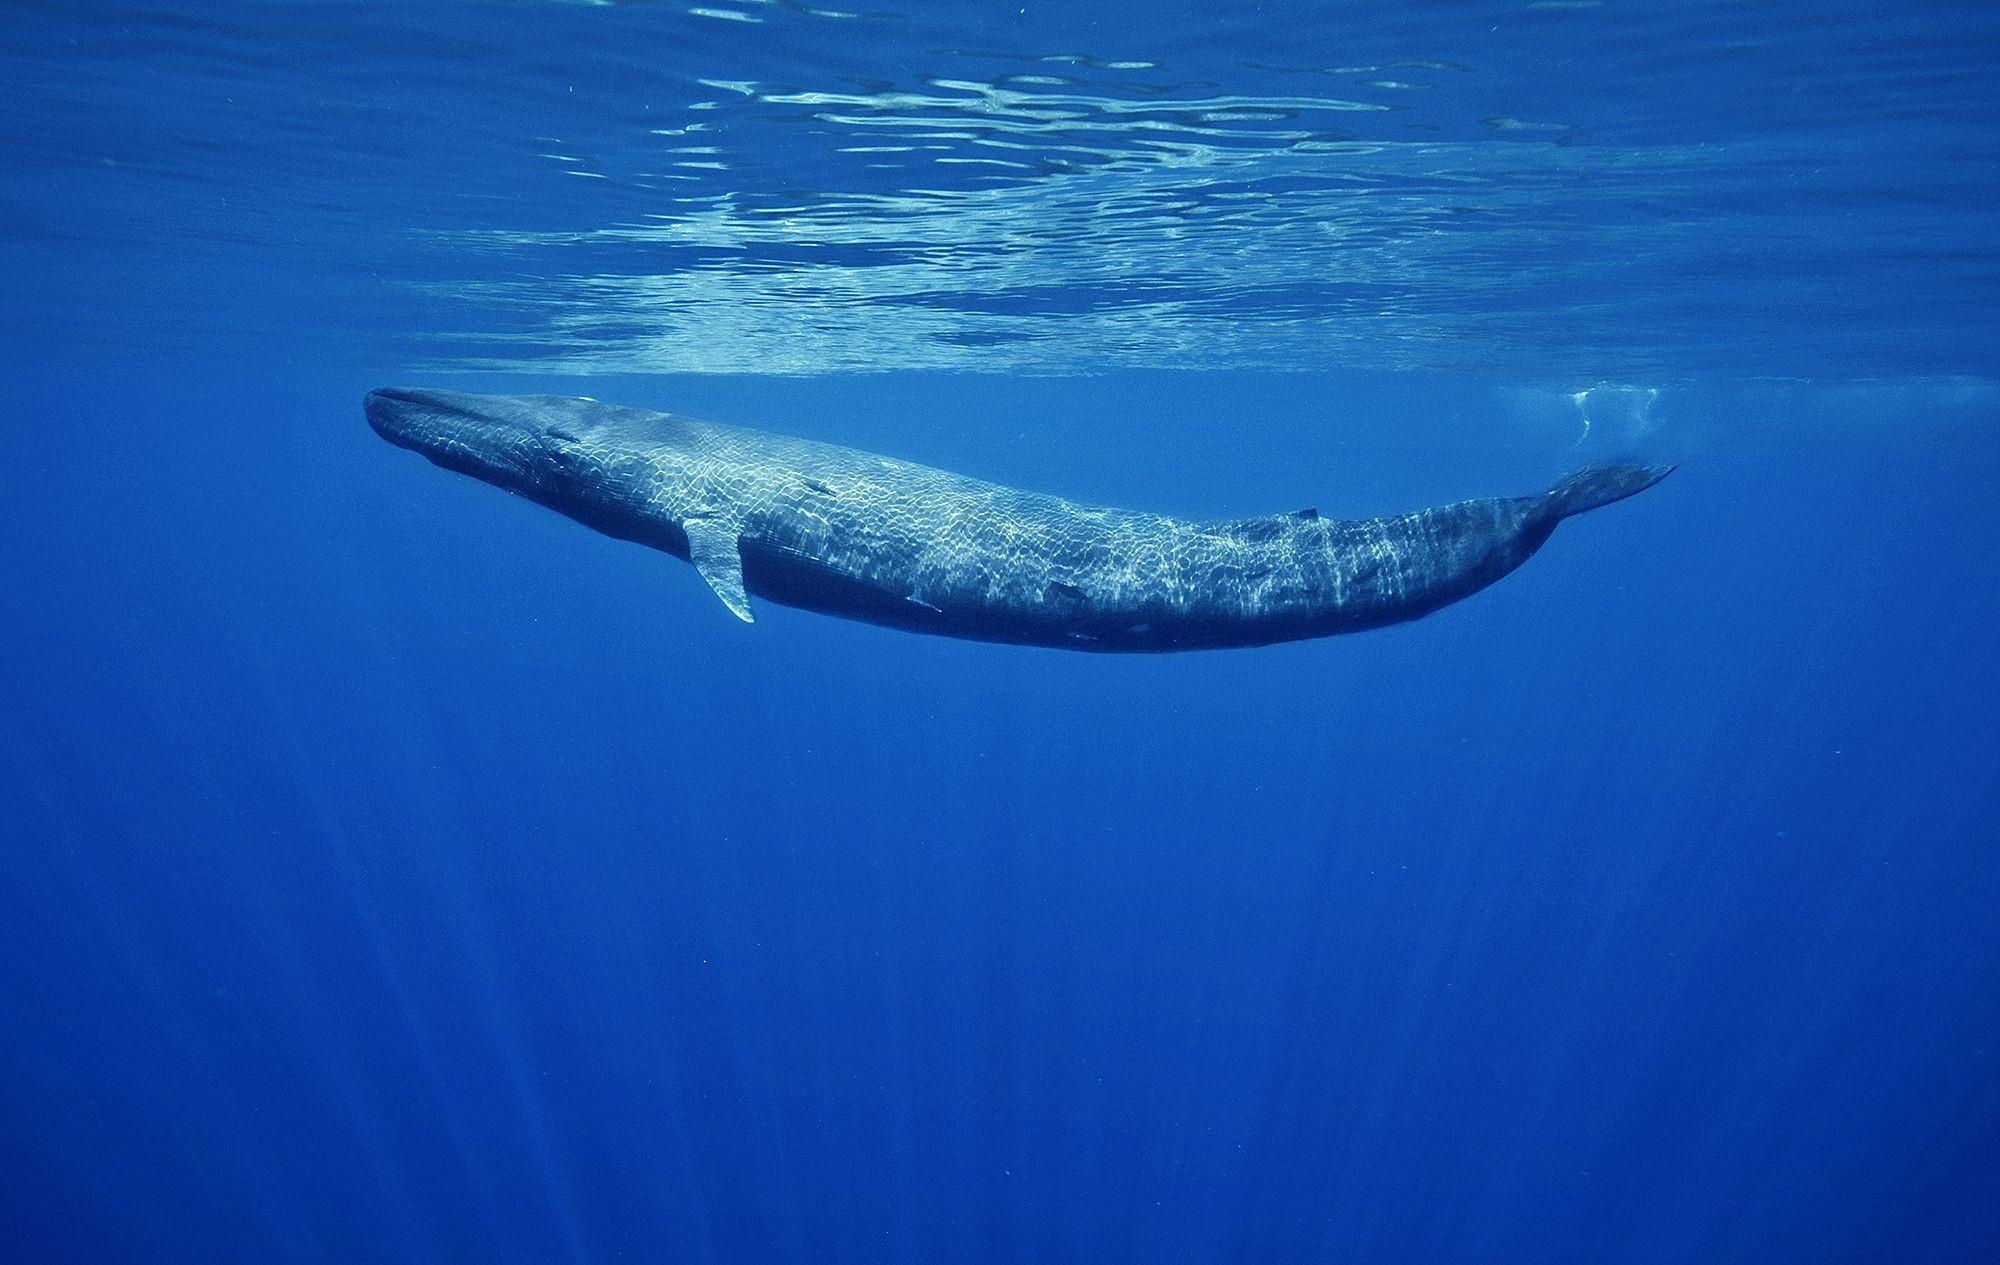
[3, 2, 1998, 1261]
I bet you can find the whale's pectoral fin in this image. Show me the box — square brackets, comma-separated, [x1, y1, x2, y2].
[683, 514, 754, 624]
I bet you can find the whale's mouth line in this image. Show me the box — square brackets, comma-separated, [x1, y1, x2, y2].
[364, 390, 418, 450]
[365, 387, 493, 452]
[367, 388, 559, 501]
[367, 386, 471, 418]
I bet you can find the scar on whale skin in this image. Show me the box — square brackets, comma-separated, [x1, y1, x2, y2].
[367, 388, 1670, 653]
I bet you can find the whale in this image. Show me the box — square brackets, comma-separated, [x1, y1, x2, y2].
[366, 388, 1669, 652]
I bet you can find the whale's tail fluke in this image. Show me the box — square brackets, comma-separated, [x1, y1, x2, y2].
[1544, 463, 1674, 520]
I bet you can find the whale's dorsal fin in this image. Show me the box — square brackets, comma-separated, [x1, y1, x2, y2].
[683, 514, 754, 624]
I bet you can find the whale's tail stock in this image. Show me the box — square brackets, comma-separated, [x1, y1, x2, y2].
[1543, 463, 1674, 520]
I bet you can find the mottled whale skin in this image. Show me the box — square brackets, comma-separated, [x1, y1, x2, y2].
[366, 388, 1669, 652]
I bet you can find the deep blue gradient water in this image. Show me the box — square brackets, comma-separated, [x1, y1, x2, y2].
[3, 3, 1999, 1262]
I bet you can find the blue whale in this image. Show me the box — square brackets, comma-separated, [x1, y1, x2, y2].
[367, 389, 1668, 652]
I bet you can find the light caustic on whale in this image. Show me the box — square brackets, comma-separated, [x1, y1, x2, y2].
[367, 389, 1670, 653]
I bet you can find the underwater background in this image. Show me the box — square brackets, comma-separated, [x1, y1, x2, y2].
[3, 2, 1997, 1261]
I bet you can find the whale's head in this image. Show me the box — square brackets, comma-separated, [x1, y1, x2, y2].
[366, 388, 621, 503]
